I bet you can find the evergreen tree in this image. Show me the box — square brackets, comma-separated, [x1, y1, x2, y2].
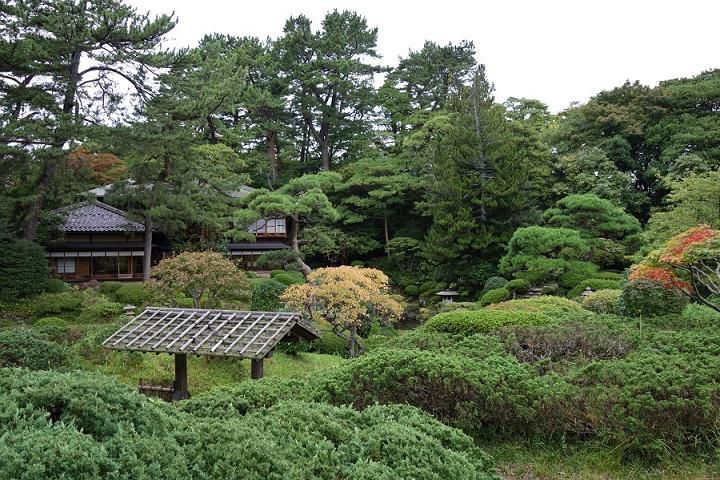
[0, 0, 175, 239]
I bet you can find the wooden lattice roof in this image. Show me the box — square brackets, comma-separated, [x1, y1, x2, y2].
[103, 307, 319, 360]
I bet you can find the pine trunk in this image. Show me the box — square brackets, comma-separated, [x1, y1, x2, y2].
[143, 214, 153, 281]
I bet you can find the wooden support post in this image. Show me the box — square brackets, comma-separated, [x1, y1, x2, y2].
[251, 357, 264, 380]
[173, 353, 190, 400]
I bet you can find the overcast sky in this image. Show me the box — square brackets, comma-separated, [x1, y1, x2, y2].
[127, 0, 719, 112]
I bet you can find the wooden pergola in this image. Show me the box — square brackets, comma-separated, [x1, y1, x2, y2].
[103, 307, 319, 400]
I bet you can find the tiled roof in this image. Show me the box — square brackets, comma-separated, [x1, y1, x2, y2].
[54, 201, 144, 233]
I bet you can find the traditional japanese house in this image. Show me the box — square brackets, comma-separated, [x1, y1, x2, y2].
[47, 201, 166, 281]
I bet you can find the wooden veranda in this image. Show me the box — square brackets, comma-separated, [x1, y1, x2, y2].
[103, 307, 319, 400]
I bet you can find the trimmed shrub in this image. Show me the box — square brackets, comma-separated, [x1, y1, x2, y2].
[33, 316, 69, 328]
[77, 302, 124, 323]
[557, 261, 600, 289]
[404, 284, 419, 296]
[250, 279, 286, 311]
[620, 279, 688, 317]
[29, 291, 84, 316]
[682, 303, 720, 326]
[582, 289, 621, 314]
[0, 330, 67, 370]
[482, 276, 508, 293]
[479, 287, 510, 306]
[425, 309, 555, 335]
[113, 283, 148, 306]
[350, 260, 365, 267]
[505, 278, 530, 294]
[0, 238, 49, 301]
[487, 296, 589, 319]
[45, 278, 68, 293]
[311, 330, 348, 356]
[98, 281, 123, 295]
[270, 270, 305, 286]
[592, 271, 624, 281]
[567, 278, 622, 298]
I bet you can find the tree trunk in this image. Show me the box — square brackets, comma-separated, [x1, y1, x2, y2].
[384, 211, 390, 257]
[266, 130, 279, 182]
[347, 326, 363, 358]
[288, 214, 312, 276]
[23, 49, 83, 240]
[318, 119, 331, 171]
[143, 214, 153, 281]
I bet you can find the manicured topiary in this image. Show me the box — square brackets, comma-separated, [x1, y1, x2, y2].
[424, 308, 555, 335]
[505, 278, 530, 294]
[620, 279, 688, 317]
[479, 287, 510, 306]
[250, 279, 287, 311]
[482, 276, 508, 293]
[33, 317, 68, 328]
[487, 296, 589, 319]
[113, 283, 148, 306]
[581, 289, 621, 314]
[271, 270, 305, 286]
[404, 284, 420, 296]
[567, 278, 622, 298]
[98, 281, 123, 295]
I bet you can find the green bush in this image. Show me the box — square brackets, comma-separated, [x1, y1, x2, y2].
[582, 289, 621, 314]
[0, 238, 49, 301]
[0, 330, 67, 370]
[33, 316, 69, 328]
[592, 271, 624, 281]
[557, 261, 600, 289]
[681, 303, 720, 326]
[505, 278, 530, 294]
[404, 284, 419, 296]
[30, 291, 84, 316]
[98, 281, 123, 295]
[45, 278, 68, 293]
[113, 283, 149, 306]
[482, 276, 508, 293]
[620, 279, 688, 317]
[567, 278, 622, 298]
[479, 287, 510, 306]
[250, 279, 287, 311]
[270, 270, 305, 286]
[350, 260, 365, 267]
[0, 368, 500, 480]
[425, 309, 555, 335]
[487, 296, 589, 319]
[310, 330, 348, 356]
[77, 302, 124, 323]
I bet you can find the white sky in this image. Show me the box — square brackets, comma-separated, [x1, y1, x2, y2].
[128, 0, 720, 112]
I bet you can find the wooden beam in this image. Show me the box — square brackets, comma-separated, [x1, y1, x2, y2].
[173, 353, 190, 400]
[251, 357, 264, 380]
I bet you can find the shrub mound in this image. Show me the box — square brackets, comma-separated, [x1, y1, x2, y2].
[582, 289, 621, 314]
[620, 279, 688, 317]
[113, 283, 149, 306]
[77, 302, 124, 323]
[479, 287, 510, 306]
[250, 279, 287, 311]
[271, 270, 305, 286]
[567, 278, 622, 298]
[487, 296, 589, 318]
[0, 368, 499, 480]
[425, 309, 555, 335]
[0, 330, 68, 370]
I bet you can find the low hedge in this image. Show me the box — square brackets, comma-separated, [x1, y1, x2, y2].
[479, 287, 510, 306]
[270, 270, 305, 286]
[77, 302, 124, 323]
[113, 283, 149, 306]
[567, 279, 622, 298]
[487, 296, 589, 318]
[98, 281, 123, 295]
[620, 279, 688, 317]
[582, 289, 621, 314]
[424, 309, 555, 335]
[250, 279, 286, 311]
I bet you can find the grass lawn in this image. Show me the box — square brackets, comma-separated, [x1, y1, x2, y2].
[486, 441, 718, 480]
[95, 350, 344, 394]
